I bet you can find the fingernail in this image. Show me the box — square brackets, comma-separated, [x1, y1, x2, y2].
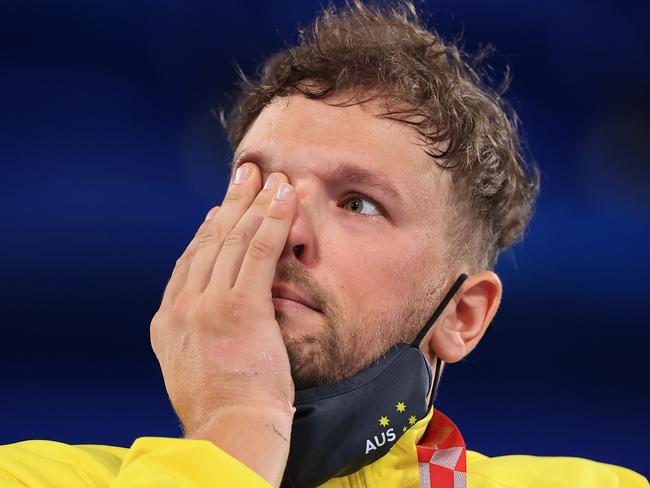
[263, 173, 280, 190]
[274, 183, 294, 201]
[234, 164, 250, 185]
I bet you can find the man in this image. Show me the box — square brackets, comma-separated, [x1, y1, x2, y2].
[0, 1, 647, 487]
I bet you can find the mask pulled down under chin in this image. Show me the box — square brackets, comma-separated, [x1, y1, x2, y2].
[280, 343, 433, 488]
[280, 274, 469, 488]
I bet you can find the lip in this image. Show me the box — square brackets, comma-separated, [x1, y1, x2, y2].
[272, 297, 319, 314]
[271, 284, 322, 313]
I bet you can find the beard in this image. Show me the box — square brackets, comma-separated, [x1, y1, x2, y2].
[274, 261, 446, 390]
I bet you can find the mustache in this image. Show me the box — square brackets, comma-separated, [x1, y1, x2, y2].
[275, 261, 335, 317]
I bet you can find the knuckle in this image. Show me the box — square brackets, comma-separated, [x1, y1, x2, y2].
[191, 296, 215, 325]
[222, 229, 247, 248]
[205, 205, 221, 220]
[149, 312, 164, 351]
[169, 290, 192, 319]
[223, 189, 245, 204]
[248, 238, 273, 260]
[195, 220, 210, 235]
[265, 212, 285, 222]
[253, 195, 271, 208]
[150, 310, 164, 330]
[175, 251, 192, 268]
[196, 218, 216, 235]
[197, 228, 222, 248]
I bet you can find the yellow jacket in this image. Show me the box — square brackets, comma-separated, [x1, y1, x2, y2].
[0, 408, 647, 487]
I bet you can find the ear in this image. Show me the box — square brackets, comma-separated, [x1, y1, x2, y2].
[425, 271, 502, 364]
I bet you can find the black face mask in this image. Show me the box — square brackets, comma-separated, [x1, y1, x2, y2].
[281, 274, 469, 488]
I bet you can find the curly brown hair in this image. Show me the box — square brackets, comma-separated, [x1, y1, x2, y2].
[220, 0, 539, 270]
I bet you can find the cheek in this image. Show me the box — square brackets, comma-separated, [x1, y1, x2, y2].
[322, 230, 426, 312]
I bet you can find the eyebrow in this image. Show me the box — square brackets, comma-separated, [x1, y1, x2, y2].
[232, 150, 404, 203]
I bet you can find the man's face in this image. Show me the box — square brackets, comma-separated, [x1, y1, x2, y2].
[233, 93, 453, 389]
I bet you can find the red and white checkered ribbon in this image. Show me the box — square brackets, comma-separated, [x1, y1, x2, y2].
[416, 410, 467, 488]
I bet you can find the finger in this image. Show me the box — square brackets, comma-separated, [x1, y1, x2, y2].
[204, 205, 221, 222]
[185, 162, 262, 294]
[209, 172, 288, 290]
[159, 205, 221, 309]
[233, 183, 297, 297]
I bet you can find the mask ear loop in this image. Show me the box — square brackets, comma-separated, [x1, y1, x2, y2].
[411, 273, 469, 411]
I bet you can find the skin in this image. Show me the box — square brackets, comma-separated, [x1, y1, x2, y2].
[150, 92, 502, 487]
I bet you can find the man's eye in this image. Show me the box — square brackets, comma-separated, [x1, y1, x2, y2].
[342, 195, 382, 216]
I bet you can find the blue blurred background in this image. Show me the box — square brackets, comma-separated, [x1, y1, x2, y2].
[1, 0, 649, 477]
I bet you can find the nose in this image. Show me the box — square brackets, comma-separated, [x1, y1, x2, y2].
[280, 186, 316, 266]
[293, 244, 305, 259]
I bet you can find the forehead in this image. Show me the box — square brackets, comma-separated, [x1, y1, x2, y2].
[237, 94, 426, 168]
[235, 94, 450, 216]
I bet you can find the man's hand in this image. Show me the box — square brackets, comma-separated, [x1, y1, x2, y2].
[149, 163, 297, 487]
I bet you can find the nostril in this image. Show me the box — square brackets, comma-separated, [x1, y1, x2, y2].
[293, 244, 304, 259]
